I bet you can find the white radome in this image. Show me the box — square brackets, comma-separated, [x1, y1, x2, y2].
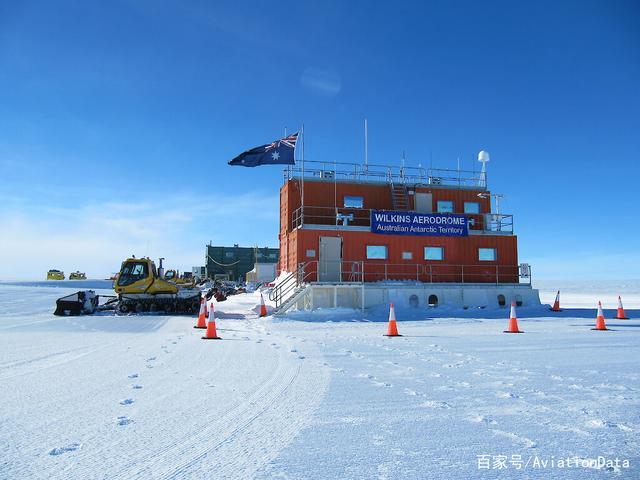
[478, 150, 490, 162]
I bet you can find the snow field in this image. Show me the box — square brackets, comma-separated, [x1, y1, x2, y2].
[0, 280, 639, 479]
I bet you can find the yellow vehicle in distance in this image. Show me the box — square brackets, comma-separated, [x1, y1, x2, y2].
[69, 271, 87, 280]
[164, 269, 197, 288]
[47, 269, 65, 280]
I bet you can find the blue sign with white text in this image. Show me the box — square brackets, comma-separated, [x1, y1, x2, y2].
[371, 210, 469, 237]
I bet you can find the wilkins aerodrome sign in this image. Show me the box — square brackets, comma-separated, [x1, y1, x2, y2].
[370, 210, 469, 237]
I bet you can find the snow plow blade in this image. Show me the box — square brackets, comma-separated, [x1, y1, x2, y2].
[54, 291, 117, 316]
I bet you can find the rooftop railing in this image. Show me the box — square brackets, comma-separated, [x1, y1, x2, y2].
[284, 160, 487, 188]
[291, 205, 514, 234]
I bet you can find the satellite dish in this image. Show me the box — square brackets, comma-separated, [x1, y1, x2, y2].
[478, 150, 490, 163]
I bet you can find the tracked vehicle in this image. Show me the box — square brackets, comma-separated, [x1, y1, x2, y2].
[54, 257, 201, 316]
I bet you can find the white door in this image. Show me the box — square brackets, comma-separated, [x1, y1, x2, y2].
[319, 236, 342, 282]
[414, 193, 432, 213]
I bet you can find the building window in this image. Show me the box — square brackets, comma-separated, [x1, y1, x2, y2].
[437, 200, 454, 213]
[225, 252, 234, 258]
[268, 252, 277, 259]
[306, 249, 316, 258]
[401, 251, 413, 260]
[424, 247, 444, 261]
[478, 248, 496, 261]
[366, 245, 388, 259]
[344, 196, 364, 208]
[464, 202, 480, 214]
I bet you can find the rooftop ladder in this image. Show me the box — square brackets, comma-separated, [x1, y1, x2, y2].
[390, 182, 410, 211]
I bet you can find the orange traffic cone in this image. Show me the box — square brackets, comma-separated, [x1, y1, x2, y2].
[616, 296, 629, 320]
[592, 301, 609, 331]
[384, 303, 402, 337]
[259, 294, 268, 317]
[202, 303, 221, 340]
[504, 301, 523, 333]
[550, 290, 561, 312]
[194, 297, 206, 329]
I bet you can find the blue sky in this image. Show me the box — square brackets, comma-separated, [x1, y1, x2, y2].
[0, 0, 639, 279]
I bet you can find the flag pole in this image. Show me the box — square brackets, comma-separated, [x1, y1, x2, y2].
[301, 123, 305, 223]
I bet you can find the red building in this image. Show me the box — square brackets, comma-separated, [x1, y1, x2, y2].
[279, 160, 525, 287]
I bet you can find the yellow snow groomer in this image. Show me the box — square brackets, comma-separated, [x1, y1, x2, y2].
[69, 271, 87, 280]
[47, 269, 65, 280]
[54, 257, 201, 316]
[113, 257, 200, 314]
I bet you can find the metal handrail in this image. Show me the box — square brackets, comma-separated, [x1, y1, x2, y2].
[291, 205, 514, 234]
[270, 260, 531, 307]
[269, 263, 307, 308]
[297, 260, 530, 285]
[284, 160, 487, 188]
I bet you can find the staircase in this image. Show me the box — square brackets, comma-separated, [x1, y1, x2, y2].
[273, 284, 310, 316]
[268, 264, 310, 316]
[390, 183, 410, 210]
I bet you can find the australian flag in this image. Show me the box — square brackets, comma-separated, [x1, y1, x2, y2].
[228, 132, 298, 167]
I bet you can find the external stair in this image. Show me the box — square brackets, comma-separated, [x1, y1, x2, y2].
[390, 183, 410, 210]
[273, 284, 310, 316]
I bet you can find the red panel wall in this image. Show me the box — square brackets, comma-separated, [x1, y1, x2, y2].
[278, 179, 518, 283]
[293, 229, 519, 283]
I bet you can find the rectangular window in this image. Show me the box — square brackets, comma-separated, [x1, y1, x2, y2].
[437, 200, 454, 213]
[344, 196, 364, 208]
[402, 251, 413, 260]
[306, 249, 316, 258]
[464, 202, 480, 214]
[224, 252, 234, 258]
[478, 248, 497, 261]
[424, 247, 444, 261]
[366, 245, 388, 259]
[268, 252, 277, 259]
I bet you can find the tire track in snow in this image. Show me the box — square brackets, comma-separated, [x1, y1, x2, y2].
[101, 322, 296, 479]
[0, 344, 114, 380]
[163, 362, 303, 479]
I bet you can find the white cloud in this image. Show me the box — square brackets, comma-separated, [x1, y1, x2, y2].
[0, 192, 279, 280]
[300, 67, 342, 96]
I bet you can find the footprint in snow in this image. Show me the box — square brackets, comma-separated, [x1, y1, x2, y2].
[468, 414, 497, 425]
[290, 348, 297, 353]
[117, 416, 134, 426]
[298, 355, 306, 360]
[146, 357, 156, 362]
[586, 419, 633, 431]
[128, 373, 139, 379]
[132, 384, 143, 389]
[49, 443, 82, 456]
[496, 391, 521, 399]
[119, 399, 134, 405]
[372, 380, 392, 388]
[420, 400, 452, 409]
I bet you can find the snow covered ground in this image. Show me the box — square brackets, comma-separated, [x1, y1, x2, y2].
[1, 280, 638, 479]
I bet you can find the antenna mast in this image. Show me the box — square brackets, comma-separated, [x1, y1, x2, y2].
[364, 118, 368, 173]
